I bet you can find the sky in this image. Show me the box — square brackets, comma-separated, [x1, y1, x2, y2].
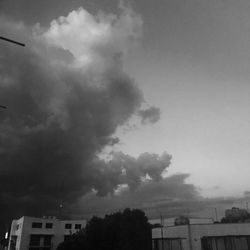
[1, 0, 250, 235]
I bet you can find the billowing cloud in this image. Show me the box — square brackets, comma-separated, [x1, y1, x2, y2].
[70, 173, 201, 218]
[138, 106, 161, 124]
[71, 174, 249, 221]
[92, 152, 171, 196]
[0, 4, 169, 235]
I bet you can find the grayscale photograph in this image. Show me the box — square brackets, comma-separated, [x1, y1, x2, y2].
[1, 0, 250, 250]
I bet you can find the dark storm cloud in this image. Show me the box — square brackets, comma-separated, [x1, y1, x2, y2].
[0, 5, 170, 234]
[72, 174, 247, 221]
[92, 152, 171, 196]
[244, 191, 250, 197]
[72, 173, 200, 217]
[138, 106, 161, 124]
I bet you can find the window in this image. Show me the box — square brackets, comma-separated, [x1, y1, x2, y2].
[65, 223, 72, 229]
[30, 235, 41, 246]
[64, 235, 72, 241]
[43, 235, 52, 246]
[201, 236, 250, 250]
[152, 239, 183, 250]
[10, 236, 17, 248]
[32, 222, 42, 228]
[75, 224, 81, 230]
[16, 224, 19, 230]
[45, 223, 53, 229]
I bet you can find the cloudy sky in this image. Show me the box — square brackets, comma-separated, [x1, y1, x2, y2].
[1, 0, 250, 235]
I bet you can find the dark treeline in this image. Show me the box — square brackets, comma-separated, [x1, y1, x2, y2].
[57, 208, 152, 250]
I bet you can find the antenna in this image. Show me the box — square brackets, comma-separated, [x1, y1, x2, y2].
[160, 214, 164, 250]
[214, 208, 218, 222]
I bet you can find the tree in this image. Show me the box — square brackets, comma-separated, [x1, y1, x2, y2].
[0, 238, 8, 247]
[57, 208, 152, 250]
[57, 230, 86, 250]
[118, 209, 152, 250]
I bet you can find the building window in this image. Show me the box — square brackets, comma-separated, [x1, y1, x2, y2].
[201, 236, 250, 250]
[75, 224, 81, 230]
[64, 235, 72, 241]
[65, 224, 72, 229]
[10, 235, 17, 249]
[32, 222, 42, 228]
[152, 239, 183, 250]
[43, 235, 52, 246]
[30, 235, 41, 246]
[45, 223, 53, 229]
[16, 224, 19, 230]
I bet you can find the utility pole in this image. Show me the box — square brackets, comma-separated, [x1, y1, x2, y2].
[214, 208, 218, 222]
[0, 36, 25, 47]
[160, 215, 164, 250]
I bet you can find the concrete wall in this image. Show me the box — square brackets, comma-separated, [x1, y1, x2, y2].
[190, 223, 250, 250]
[20, 216, 62, 250]
[7, 217, 24, 250]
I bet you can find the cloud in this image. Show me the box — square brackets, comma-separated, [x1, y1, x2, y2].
[71, 174, 249, 221]
[39, 5, 142, 69]
[71, 173, 200, 217]
[138, 106, 161, 124]
[0, 4, 167, 235]
[244, 191, 250, 197]
[91, 152, 171, 196]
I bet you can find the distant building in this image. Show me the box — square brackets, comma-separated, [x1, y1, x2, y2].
[149, 217, 213, 228]
[152, 222, 250, 250]
[7, 216, 86, 250]
[225, 207, 249, 218]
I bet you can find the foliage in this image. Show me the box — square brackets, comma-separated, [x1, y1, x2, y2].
[57, 208, 152, 250]
[220, 208, 250, 223]
[0, 238, 8, 247]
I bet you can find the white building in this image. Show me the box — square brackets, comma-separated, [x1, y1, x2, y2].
[8, 216, 86, 250]
[152, 222, 250, 250]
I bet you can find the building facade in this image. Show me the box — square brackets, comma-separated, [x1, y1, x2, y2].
[152, 222, 250, 250]
[8, 216, 86, 250]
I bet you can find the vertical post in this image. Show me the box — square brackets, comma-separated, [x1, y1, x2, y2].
[160, 215, 164, 250]
[214, 208, 218, 222]
[59, 204, 63, 219]
[187, 224, 193, 250]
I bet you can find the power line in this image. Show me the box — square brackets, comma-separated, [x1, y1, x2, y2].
[0, 36, 25, 47]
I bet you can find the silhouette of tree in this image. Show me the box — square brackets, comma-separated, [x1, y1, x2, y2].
[57, 208, 152, 250]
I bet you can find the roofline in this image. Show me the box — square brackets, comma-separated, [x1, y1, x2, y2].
[155, 222, 250, 229]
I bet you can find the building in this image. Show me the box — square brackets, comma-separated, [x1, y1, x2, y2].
[7, 216, 86, 250]
[225, 207, 250, 219]
[152, 221, 250, 250]
[149, 217, 214, 228]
